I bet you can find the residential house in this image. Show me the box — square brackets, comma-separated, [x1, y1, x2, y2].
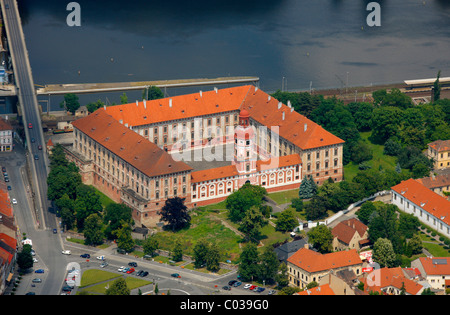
[360, 267, 424, 295]
[411, 257, 450, 291]
[331, 218, 369, 251]
[427, 140, 450, 170]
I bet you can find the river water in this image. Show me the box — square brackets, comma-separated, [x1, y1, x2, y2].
[15, 0, 450, 109]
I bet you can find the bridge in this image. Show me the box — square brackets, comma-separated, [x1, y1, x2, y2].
[1, 0, 49, 227]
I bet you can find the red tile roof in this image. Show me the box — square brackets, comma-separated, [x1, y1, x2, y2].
[428, 140, 450, 152]
[0, 117, 12, 131]
[295, 284, 335, 295]
[332, 218, 368, 245]
[361, 267, 423, 295]
[190, 154, 302, 184]
[391, 178, 450, 225]
[104, 85, 344, 150]
[415, 174, 450, 190]
[417, 257, 450, 275]
[287, 247, 362, 273]
[72, 109, 193, 178]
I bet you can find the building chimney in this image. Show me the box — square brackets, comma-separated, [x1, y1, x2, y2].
[304, 123, 308, 132]
[214, 87, 218, 93]
[282, 111, 285, 120]
[278, 102, 282, 109]
[169, 99, 173, 107]
[288, 100, 292, 108]
[199, 90, 202, 97]
[143, 99, 146, 109]
[136, 100, 139, 107]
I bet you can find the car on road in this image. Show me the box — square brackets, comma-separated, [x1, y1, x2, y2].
[7, 185, 11, 190]
[126, 268, 135, 274]
[171, 273, 181, 278]
[35, 269, 44, 273]
[128, 262, 137, 267]
[96, 256, 105, 260]
[38, 145, 42, 150]
[61, 250, 71, 255]
[118, 266, 125, 272]
[53, 228, 57, 234]
[32, 278, 42, 283]
[2, 167, 5, 172]
[100, 262, 108, 268]
[31, 138, 35, 143]
[33, 258, 38, 263]
[80, 253, 90, 259]
[28, 123, 32, 129]
[222, 285, 231, 291]
[11, 198, 17, 205]
[4, 177, 9, 182]
[25, 292, 35, 295]
[141, 271, 148, 277]
[34, 154, 39, 160]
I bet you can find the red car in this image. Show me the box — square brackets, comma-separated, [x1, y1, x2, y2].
[249, 285, 257, 290]
[28, 123, 32, 129]
[126, 268, 135, 274]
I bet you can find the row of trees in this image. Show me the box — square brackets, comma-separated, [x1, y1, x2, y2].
[47, 144, 135, 249]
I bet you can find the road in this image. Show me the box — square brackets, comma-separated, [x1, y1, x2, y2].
[1, 0, 65, 295]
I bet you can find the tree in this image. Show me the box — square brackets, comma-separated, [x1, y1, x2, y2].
[160, 197, 190, 231]
[83, 213, 104, 246]
[206, 242, 221, 272]
[86, 99, 105, 113]
[407, 234, 423, 256]
[60, 93, 80, 114]
[172, 240, 183, 262]
[17, 244, 33, 270]
[291, 198, 304, 212]
[276, 208, 298, 233]
[304, 195, 328, 221]
[384, 138, 403, 156]
[238, 206, 267, 243]
[106, 278, 130, 295]
[143, 237, 159, 257]
[143, 86, 164, 100]
[298, 175, 317, 199]
[103, 203, 133, 240]
[275, 262, 289, 288]
[356, 201, 377, 225]
[120, 92, 128, 104]
[225, 183, 267, 223]
[258, 246, 279, 284]
[398, 213, 420, 239]
[193, 239, 209, 269]
[372, 88, 413, 109]
[114, 222, 135, 253]
[372, 238, 397, 268]
[238, 242, 259, 282]
[307, 225, 333, 254]
[369, 106, 404, 144]
[433, 70, 441, 101]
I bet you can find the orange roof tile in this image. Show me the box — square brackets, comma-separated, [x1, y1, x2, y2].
[104, 85, 251, 126]
[416, 174, 450, 190]
[362, 267, 423, 295]
[72, 109, 193, 178]
[428, 140, 450, 152]
[332, 219, 368, 244]
[391, 179, 450, 225]
[295, 284, 335, 295]
[287, 247, 363, 273]
[190, 154, 302, 184]
[104, 85, 344, 151]
[417, 257, 450, 276]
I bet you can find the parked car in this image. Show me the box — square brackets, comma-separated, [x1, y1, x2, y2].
[62, 285, 73, 292]
[96, 255, 105, 260]
[268, 289, 277, 295]
[61, 250, 71, 255]
[32, 278, 42, 283]
[141, 271, 148, 277]
[100, 262, 108, 268]
[233, 281, 242, 287]
[80, 253, 90, 259]
[243, 284, 252, 289]
[122, 267, 130, 273]
[222, 285, 231, 291]
[35, 269, 44, 273]
[228, 280, 237, 286]
[7, 185, 11, 190]
[249, 285, 257, 290]
[126, 268, 135, 274]
[128, 262, 137, 267]
[255, 287, 265, 293]
[118, 266, 125, 272]
[11, 198, 17, 205]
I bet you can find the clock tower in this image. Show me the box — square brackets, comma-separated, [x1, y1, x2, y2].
[233, 109, 257, 185]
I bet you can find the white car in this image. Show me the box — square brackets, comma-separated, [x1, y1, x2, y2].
[96, 255, 105, 261]
[244, 284, 252, 289]
[11, 198, 17, 205]
[118, 266, 125, 272]
[62, 250, 71, 255]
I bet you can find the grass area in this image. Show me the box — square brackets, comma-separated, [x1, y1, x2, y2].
[79, 269, 121, 288]
[344, 131, 397, 181]
[420, 233, 450, 257]
[152, 209, 242, 262]
[90, 185, 115, 208]
[268, 189, 300, 205]
[78, 269, 152, 295]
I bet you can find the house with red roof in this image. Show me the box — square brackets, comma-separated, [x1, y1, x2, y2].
[411, 257, 450, 291]
[360, 267, 424, 295]
[287, 246, 363, 289]
[331, 218, 369, 251]
[391, 178, 450, 239]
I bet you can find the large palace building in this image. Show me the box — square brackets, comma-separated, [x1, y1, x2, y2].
[67, 85, 344, 227]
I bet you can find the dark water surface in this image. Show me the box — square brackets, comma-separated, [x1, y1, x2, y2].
[16, 0, 450, 107]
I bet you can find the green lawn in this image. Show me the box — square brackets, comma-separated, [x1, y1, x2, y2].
[268, 189, 300, 205]
[344, 131, 397, 181]
[79, 269, 121, 288]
